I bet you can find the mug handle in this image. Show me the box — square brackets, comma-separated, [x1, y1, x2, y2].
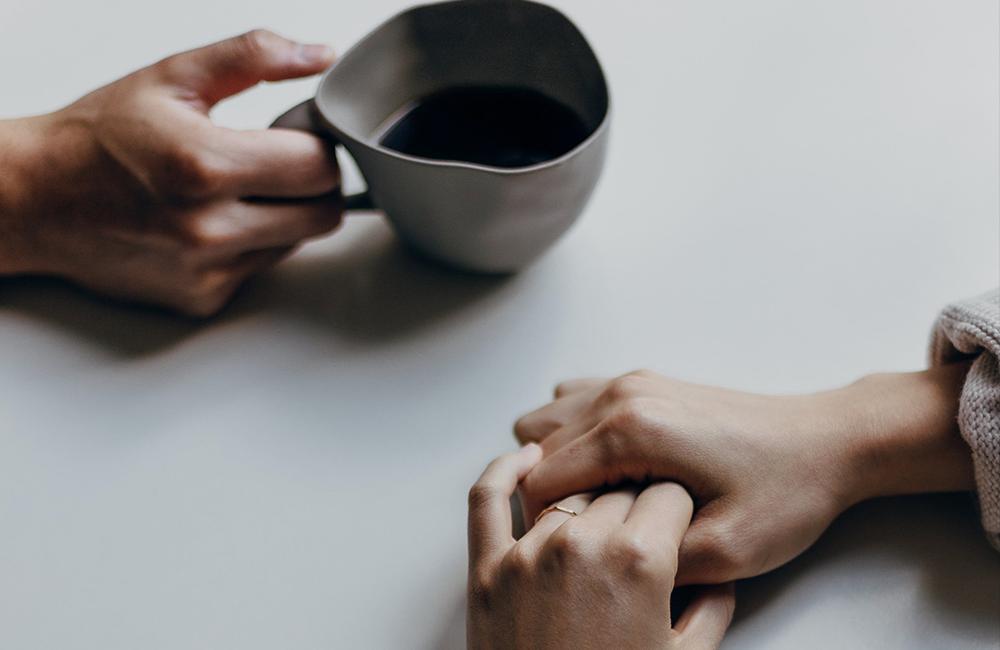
[270, 99, 375, 212]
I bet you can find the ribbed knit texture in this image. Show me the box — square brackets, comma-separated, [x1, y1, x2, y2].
[930, 289, 1000, 551]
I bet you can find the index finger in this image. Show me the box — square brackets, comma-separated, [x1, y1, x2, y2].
[520, 423, 648, 522]
[468, 444, 543, 566]
[158, 30, 335, 106]
[625, 482, 694, 555]
[553, 377, 605, 398]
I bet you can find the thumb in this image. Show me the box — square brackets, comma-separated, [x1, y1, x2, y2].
[675, 511, 743, 586]
[673, 583, 736, 650]
[160, 29, 335, 107]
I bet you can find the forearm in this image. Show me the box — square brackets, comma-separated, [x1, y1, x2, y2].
[837, 362, 975, 507]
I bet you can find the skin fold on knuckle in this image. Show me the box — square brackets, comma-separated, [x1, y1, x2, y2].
[610, 533, 672, 585]
[602, 369, 657, 399]
[679, 518, 746, 584]
[160, 144, 230, 199]
[467, 567, 496, 613]
[181, 268, 239, 316]
[601, 374, 645, 404]
[542, 522, 594, 568]
[606, 397, 654, 433]
[178, 293, 228, 318]
[512, 416, 536, 443]
[467, 481, 502, 514]
[185, 292, 230, 318]
[499, 545, 536, 582]
[235, 29, 284, 61]
[553, 377, 596, 398]
[593, 418, 635, 477]
[513, 412, 552, 443]
[173, 213, 233, 252]
[150, 52, 202, 89]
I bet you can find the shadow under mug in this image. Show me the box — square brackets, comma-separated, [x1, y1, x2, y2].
[271, 0, 610, 273]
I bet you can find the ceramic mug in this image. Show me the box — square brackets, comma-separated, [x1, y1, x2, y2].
[272, 0, 610, 273]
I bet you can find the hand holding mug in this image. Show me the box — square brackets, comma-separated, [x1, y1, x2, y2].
[1, 1, 611, 315]
[0, 30, 342, 315]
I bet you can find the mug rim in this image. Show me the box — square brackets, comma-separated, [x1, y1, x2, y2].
[312, 0, 611, 176]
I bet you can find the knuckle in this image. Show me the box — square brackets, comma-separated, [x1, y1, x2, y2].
[179, 294, 228, 318]
[514, 413, 561, 443]
[611, 533, 669, 582]
[696, 519, 746, 575]
[151, 50, 197, 83]
[175, 216, 227, 251]
[163, 146, 229, 198]
[593, 421, 629, 467]
[601, 372, 652, 404]
[544, 522, 594, 565]
[237, 29, 280, 56]
[180, 272, 235, 317]
[512, 415, 536, 442]
[499, 545, 535, 580]
[467, 483, 500, 512]
[553, 381, 574, 398]
[606, 398, 653, 432]
[467, 568, 495, 610]
[612, 533, 653, 564]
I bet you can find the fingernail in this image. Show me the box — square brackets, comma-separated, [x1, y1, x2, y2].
[299, 43, 334, 65]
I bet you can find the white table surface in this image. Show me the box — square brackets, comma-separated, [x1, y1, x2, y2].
[2, 1, 999, 648]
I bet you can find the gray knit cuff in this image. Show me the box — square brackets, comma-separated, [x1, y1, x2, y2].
[930, 289, 1000, 551]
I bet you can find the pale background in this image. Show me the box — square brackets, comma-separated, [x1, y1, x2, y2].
[1, 1, 998, 648]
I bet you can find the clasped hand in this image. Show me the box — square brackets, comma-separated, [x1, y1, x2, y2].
[468, 364, 972, 648]
[467, 444, 735, 650]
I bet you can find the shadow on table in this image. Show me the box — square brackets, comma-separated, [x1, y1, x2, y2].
[229, 219, 511, 343]
[732, 493, 999, 631]
[0, 220, 509, 358]
[0, 275, 201, 357]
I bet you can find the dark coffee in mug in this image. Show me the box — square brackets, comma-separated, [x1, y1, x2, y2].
[272, 0, 610, 272]
[376, 86, 590, 168]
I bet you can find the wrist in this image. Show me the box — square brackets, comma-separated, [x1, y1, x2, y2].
[831, 364, 975, 508]
[0, 115, 54, 275]
[0, 109, 101, 277]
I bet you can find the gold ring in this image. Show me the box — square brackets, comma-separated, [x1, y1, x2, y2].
[534, 504, 579, 525]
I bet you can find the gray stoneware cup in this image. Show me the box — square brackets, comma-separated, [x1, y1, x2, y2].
[272, 0, 610, 273]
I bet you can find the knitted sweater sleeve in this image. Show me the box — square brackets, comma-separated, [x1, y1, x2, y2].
[929, 289, 1000, 550]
